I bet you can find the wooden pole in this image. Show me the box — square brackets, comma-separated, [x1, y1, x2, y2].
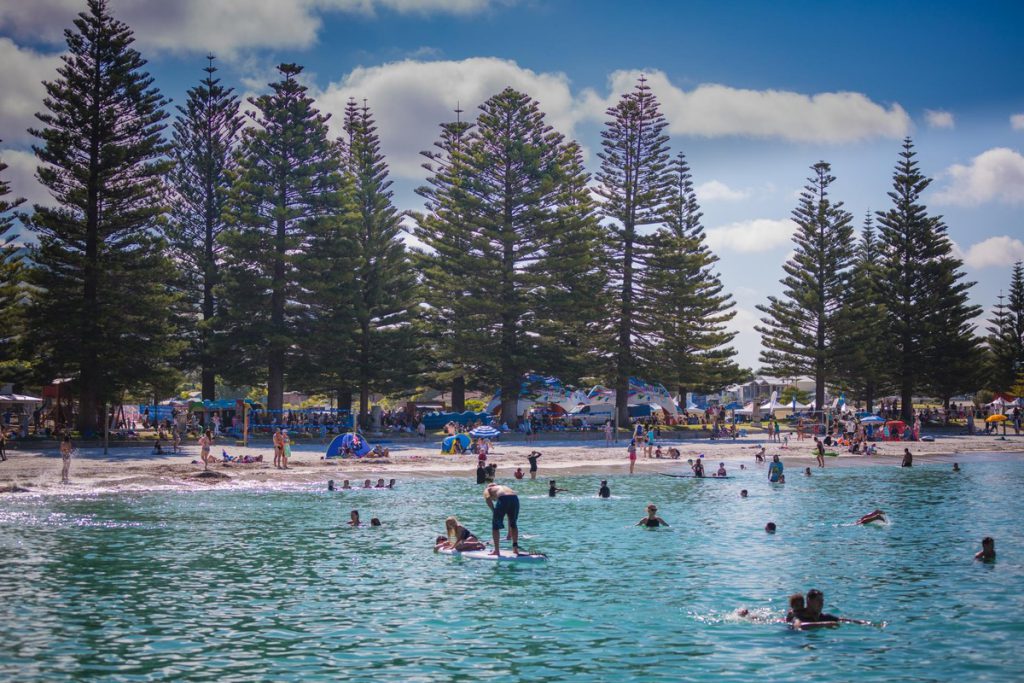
[103, 401, 109, 455]
[242, 402, 249, 447]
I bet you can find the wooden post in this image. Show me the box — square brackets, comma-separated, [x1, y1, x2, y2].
[242, 402, 249, 447]
[103, 401, 109, 455]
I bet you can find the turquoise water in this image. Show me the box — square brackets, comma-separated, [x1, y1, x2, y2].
[2, 457, 1023, 682]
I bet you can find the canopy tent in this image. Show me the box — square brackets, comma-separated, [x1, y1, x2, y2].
[723, 401, 743, 411]
[0, 393, 43, 405]
[734, 402, 756, 416]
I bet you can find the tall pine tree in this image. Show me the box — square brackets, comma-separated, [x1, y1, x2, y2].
[594, 75, 674, 426]
[416, 88, 570, 425]
[0, 147, 29, 383]
[756, 161, 854, 413]
[833, 214, 892, 411]
[876, 138, 979, 422]
[415, 110, 477, 411]
[168, 55, 243, 400]
[27, 0, 179, 433]
[342, 98, 419, 425]
[532, 141, 611, 384]
[639, 152, 741, 397]
[218, 63, 347, 415]
[987, 262, 1024, 392]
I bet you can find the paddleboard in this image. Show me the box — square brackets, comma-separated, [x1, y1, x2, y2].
[438, 548, 547, 562]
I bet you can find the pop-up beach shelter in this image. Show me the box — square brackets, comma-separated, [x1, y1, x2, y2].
[441, 433, 471, 453]
[326, 433, 373, 458]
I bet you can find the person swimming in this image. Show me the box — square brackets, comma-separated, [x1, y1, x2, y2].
[785, 593, 809, 622]
[804, 467, 812, 476]
[387, 478, 396, 489]
[715, 462, 727, 477]
[362, 479, 372, 489]
[375, 478, 386, 488]
[370, 518, 382, 527]
[548, 480, 568, 497]
[598, 480, 611, 498]
[348, 510, 361, 527]
[856, 509, 886, 525]
[328, 479, 335, 491]
[637, 504, 669, 528]
[740, 489, 748, 498]
[765, 522, 777, 534]
[952, 463, 960, 472]
[975, 536, 996, 561]
[341, 479, 352, 489]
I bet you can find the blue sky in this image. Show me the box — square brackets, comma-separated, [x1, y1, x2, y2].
[2, 0, 1023, 370]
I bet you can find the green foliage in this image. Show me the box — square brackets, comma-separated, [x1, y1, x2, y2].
[595, 75, 674, 425]
[217, 63, 350, 412]
[779, 385, 809, 406]
[986, 261, 1024, 392]
[26, 0, 181, 432]
[638, 153, 742, 394]
[875, 138, 980, 418]
[342, 98, 421, 420]
[831, 214, 893, 410]
[464, 398, 486, 412]
[168, 55, 244, 400]
[0, 146, 30, 385]
[757, 161, 855, 410]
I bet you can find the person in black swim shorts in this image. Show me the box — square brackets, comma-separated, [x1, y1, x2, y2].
[484, 484, 520, 556]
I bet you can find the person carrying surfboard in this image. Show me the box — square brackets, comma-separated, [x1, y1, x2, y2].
[484, 484, 520, 556]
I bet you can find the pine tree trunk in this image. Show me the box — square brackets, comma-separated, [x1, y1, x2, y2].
[201, 195, 216, 401]
[865, 383, 875, 413]
[359, 321, 370, 425]
[337, 387, 352, 419]
[451, 375, 465, 412]
[268, 200, 287, 414]
[78, 72, 102, 436]
[616, 225, 634, 429]
[901, 385, 914, 423]
[501, 372, 519, 429]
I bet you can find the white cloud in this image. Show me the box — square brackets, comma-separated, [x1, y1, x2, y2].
[0, 39, 62, 145]
[695, 180, 750, 202]
[705, 218, 796, 253]
[316, 57, 577, 178]
[962, 236, 1024, 269]
[0, 1, 495, 57]
[925, 109, 954, 129]
[1011, 114, 1024, 131]
[0, 148, 57, 209]
[579, 70, 910, 143]
[933, 148, 1024, 206]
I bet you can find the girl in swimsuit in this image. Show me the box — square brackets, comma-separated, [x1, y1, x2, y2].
[637, 504, 669, 527]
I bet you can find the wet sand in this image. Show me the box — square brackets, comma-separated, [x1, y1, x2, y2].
[1, 431, 1021, 495]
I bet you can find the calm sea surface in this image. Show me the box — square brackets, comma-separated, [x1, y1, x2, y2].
[2, 455, 1023, 681]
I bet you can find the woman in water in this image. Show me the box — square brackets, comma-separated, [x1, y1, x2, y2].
[444, 515, 485, 551]
[362, 479, 372, 489]
[715, 462, 727, 477]
[637, 504, 669, 527]
[59, 434, 73, 484]
[341, 479, 352, 489]
[768, 455, 784, 482]
[598, 480, 611, 498]
[691, 458, 705, 478]
[348, 510, 361, 527]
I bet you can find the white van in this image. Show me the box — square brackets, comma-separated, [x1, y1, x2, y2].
[569, 404, 616, 426]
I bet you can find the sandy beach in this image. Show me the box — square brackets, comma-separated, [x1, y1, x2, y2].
[2, 430, 1022, 494]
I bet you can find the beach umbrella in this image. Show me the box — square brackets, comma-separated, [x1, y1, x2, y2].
[986, 414, 1008, 423]
[470, 425, 502, 438]
[885, 420, 906, 427]
[861, 415, 884, 424]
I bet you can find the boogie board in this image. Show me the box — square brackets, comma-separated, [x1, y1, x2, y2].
[810, 451, 839, 457]
[438, 547, 547, 562]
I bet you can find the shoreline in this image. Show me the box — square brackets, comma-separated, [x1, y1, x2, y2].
[2, 432, 1023, 496]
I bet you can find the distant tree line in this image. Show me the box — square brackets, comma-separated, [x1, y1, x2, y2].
[0, 1, 1014, 432]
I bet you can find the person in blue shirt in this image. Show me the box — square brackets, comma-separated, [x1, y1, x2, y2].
[768, 454, 784, 482]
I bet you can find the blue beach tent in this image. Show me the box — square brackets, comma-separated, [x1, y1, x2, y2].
[326, 433, 373, 458]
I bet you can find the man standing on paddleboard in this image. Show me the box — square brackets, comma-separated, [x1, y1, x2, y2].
[484, 483, 520, 556]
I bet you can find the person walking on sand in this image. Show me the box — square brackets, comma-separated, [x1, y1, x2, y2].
[198, 429, 213, 471]
[273, 428, 285, 469]
[627, 439, 637, 474]
[814, 437, 826, 468]
[603, 420, 614, 446]
[484, 483, 520, 556]
[59, 433, 72, 484]
[171, 426, 181, 454]
[0, 429, 6, 461]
